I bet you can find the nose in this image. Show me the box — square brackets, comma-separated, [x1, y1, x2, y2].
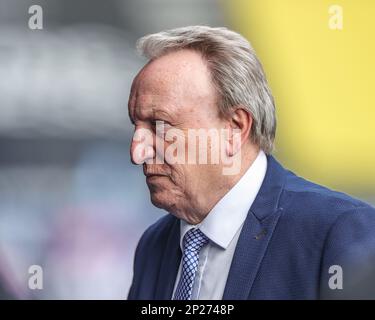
[130, 127, 155, 165]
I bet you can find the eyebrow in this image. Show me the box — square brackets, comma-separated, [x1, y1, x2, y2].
[153, 109, 175, 123]
[130, 106, 176, 125]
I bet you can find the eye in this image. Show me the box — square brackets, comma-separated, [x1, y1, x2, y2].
[154, 120, 171, 138]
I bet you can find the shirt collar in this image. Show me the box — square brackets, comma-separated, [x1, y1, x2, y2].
[180, 150, 268, 250]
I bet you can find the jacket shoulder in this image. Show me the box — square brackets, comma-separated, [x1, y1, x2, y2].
[127, 214, 178, 299]
[280, 169, 374, 220]
[136, 213, 178, 254]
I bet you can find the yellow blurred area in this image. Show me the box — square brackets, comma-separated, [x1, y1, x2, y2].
[224, 0, 375, 196]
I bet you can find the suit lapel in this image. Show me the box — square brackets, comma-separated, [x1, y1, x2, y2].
[222, 208, 283, 299]
[154, 217, 182, 299]
[223, 156, 286, 299]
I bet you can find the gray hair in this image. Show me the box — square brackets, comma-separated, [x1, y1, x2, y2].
[136, 26, 276, 154]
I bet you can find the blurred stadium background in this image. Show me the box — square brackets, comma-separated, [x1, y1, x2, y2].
[0, 0, 374, 299]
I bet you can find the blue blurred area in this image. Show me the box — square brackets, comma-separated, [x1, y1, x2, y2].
[0, 0, 225, 299]
[0, 139, 165, 299]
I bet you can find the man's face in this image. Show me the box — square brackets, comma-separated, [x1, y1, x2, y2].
[128, 50, 227, 223]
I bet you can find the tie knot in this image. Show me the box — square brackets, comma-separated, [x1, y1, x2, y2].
[183, 228, 209, 252]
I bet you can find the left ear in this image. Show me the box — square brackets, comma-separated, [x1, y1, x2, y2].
[226, 107, 253, 156]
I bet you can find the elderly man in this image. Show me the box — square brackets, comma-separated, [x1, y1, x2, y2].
[127, 26, 375, 300]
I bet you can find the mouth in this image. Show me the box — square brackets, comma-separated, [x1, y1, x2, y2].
[143, 165, 168, 178]
[145, 174, 168, 185]
[144, 172, 168, 181]
[144, 170, 167, 176]
[145, 173, 165, 177]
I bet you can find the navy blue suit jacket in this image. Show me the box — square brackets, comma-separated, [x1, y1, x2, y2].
[128, 156, 375, 299]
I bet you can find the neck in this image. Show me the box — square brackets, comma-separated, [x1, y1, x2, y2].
[182, 145, 260, 225]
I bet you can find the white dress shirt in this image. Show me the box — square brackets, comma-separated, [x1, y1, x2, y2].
[172, 150, 268, 299]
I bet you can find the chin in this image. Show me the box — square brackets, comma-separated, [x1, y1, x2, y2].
[150, 191, 172, 210]
[151, 191, 176, 214]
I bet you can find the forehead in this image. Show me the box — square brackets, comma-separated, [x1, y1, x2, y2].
[131, 94, 181, 121]
[129, 50, 216, 118]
